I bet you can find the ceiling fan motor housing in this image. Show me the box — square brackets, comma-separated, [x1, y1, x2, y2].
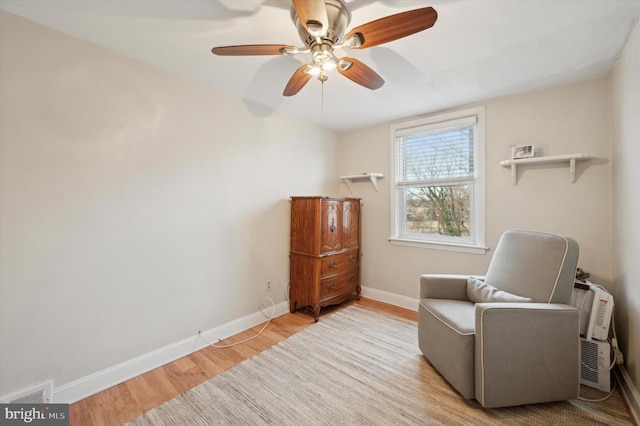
[291, 0, 351, 46]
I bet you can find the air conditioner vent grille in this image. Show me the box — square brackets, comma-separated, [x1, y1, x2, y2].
[580, 338, 610, 392]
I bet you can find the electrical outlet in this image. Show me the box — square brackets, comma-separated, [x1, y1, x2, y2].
[266, 281, 271, 292]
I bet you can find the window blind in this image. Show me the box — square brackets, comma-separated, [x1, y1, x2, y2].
[396, 122, 475, 183]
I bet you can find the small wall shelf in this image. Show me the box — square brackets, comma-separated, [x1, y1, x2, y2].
[340, 173, 384, 193]
[500, 153, 592, 185]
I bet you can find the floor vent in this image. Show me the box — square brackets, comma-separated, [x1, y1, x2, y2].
[7, 381, 52, 404]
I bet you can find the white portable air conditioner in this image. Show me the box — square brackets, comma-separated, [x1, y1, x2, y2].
[572, 281, 614, 392]
[580, 338, 610, 392]
[570, 280, 613, 341]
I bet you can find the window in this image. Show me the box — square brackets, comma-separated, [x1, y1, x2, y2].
[389, 107, 486, 254]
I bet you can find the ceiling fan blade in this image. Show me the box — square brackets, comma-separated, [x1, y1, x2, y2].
[212, 44, 295, 56]
[344, 7, 438, 49]
[283, 65, 313, 96]
[291, 0, 328, 37]
[337, 58, 384, 90]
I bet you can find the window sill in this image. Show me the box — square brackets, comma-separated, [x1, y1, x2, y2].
[388, 238, 489, 255]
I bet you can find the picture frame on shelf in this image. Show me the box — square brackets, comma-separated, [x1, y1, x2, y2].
[511, 144, 536, 159]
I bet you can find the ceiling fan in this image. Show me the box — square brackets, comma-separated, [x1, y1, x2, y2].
[211, 0, 438, 96]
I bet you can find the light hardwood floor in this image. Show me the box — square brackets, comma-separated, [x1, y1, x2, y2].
[69, 297, 415, 425]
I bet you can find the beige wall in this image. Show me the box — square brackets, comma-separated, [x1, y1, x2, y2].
[611, 20, 640, 405]
[0, 12, 338, 399]
[339, 76, 612, 298]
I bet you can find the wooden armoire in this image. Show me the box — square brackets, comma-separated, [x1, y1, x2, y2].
[289, 196, 361, 321]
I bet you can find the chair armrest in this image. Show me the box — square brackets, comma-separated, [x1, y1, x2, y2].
[474, 303, 579, 408]
[420, 274, 475, 300]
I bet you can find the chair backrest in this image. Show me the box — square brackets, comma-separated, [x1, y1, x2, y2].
[484, 230, 579, 303]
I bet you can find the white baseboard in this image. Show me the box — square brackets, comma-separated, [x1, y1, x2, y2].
[51, 301, 290, 404]
[360, 285, 419, 312]
[615, 365, 640, 424]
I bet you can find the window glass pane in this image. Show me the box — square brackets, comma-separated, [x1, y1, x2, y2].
[398, 124, 474, 182]
[404, 184, 470, 237]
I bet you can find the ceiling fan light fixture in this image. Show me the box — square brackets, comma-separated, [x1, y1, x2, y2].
[323, 60, 337, 71]
[311, 43, 333, 59]
[305, 58, 336, 77]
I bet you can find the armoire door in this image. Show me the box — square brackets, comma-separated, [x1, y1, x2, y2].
[320, 199, 342, 253]
[342, 200, 360, 249]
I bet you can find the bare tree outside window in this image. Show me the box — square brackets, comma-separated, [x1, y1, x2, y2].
[406, 185, 470, 237]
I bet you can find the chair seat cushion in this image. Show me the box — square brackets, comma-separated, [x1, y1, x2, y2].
[419, 298, 475, 335]
[467, 276, 533, 303]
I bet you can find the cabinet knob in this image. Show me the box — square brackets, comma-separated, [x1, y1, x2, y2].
[327, 261, 338, 268]
[348, 276, 356, 283]
[327, 282, 337, 290]
[348, 256, 356, 263]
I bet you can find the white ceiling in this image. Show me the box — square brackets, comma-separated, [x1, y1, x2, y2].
[2, 0, 639, 132]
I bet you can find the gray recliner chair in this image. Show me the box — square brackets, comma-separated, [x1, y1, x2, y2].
[418, 230, 580, 408]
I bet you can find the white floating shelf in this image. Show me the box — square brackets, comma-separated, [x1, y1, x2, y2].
[500, 153, 592, 185]
[340, 173, 385, 193]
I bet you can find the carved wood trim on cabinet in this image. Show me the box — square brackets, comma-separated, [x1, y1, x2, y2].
[289, 196, 361, 321]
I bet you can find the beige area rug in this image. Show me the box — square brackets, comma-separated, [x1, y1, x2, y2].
[128, 305, 633, 425]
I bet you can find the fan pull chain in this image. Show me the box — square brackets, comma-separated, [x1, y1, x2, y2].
[321, 80, 324, 112]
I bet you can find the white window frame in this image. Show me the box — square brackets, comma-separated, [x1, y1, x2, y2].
[389, 106, 487, 254]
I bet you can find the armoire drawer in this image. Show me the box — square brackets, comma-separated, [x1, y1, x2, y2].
[320, 271, 359, 299]
[320, 250, 359, 276]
